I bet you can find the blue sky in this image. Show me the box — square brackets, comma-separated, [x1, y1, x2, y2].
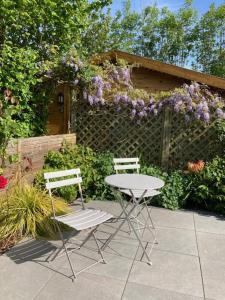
[110, 0, 224, 15]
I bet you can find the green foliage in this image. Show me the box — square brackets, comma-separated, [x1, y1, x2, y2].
[0, 0, 111, 59]
[189, 156, 225, 214]
[0, 184, 71, 240]
[35, 142, 225, 215]
[193, 4, 225, 77]
[92, 151, 114, 200]
[140, 165, 191, 210]
[0, 44, 43, 165]
[214, 119, 225, 148]
[0, 0, 112, 151]
[81, 0, 224, 77]
[161, 171, 191, 210]
[0, 44, 40, 102]
[35, 143, 114, 202]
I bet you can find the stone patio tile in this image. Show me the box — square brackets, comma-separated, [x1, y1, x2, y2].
[129, 250, 203, 298]
[35, 271, 125, 300]
[201, 258, 225, 300]
[0, 255, 55, 300]
[94, 220, 141, 246]
[150, 207, 195, 230]
[194, 212, 225, 235]
[60, 243, 134, 281]
[197, 232, 225, 262]
[140, 226, 198, 256]
[85, 238, 138, 260]
[86, 200, 122, 217]
[122, 282, 204, 300]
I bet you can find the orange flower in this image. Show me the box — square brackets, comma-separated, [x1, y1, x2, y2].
[187, 160, 204, 172]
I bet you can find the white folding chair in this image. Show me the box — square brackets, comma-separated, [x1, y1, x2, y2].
[44, 168, 113, 281]
[113, 157, 160, 203]
[113, 157, 140, 174]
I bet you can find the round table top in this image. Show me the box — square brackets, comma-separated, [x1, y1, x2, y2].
[105, 174, 165, 190]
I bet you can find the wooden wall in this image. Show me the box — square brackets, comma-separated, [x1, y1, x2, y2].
[131, 67, 187, 93]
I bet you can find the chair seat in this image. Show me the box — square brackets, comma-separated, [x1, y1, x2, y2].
[55, 209, 113, 231]
[120, 189, 160, 198]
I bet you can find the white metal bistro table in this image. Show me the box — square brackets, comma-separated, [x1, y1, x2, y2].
[104, 174, 165, 265]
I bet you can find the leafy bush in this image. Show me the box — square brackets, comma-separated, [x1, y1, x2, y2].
[214, 119, 225, 149]
[141, 165, 191, 210]
[0, 184, 71, 240]
[161, 171, 191, 210]
[35, 143, 114, 202]
[188, 156, 225, 214]
[35, 142, 225, 215]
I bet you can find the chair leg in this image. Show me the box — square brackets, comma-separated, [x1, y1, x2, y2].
[78, 228, 96, 249]
[56, 222, 77, 281]
[92, 229, 107, 264]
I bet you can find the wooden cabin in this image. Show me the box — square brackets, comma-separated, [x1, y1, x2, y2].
[47, 50, 225, 135]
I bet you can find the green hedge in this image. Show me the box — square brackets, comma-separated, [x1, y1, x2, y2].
[35, 143, 225, 215]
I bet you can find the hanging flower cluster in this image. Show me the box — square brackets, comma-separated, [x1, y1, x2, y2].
[81, 63, 225, 124]
[51, 53, 225, 124]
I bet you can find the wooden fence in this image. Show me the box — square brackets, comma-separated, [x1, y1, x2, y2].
[72, 102, 222, 169]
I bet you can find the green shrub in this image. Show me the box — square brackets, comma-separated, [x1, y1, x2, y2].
[35, 143, 225, 215]
[0, 184, 71, 240]
[92, 151, 114, 200]
[188, 156, 225, 214]
[141, 165, 191, 210]
[34, 143, 114, 202]
[161, 171, 191, 210]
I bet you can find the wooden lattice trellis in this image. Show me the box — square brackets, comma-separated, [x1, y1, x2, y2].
[72, 101, 222, 169]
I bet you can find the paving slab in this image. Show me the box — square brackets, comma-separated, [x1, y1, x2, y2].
[194, 212, 225, 235]
[129, 249, 204, 298]
[150, 207, 195, 230]
[86, 238, 138, 260]
[201, 258, 225, 300]
[94, 220, 141, 246]
[59, 243, 134, 281]
[197, 231, 225, 262]
[86, 200, 122, 217]
[122, 282, 204, 300]
[0, 255, 55, 300]
[141, 226, 198, 256]
[35, 271, 125, 300]
[3, 202, 225, 300]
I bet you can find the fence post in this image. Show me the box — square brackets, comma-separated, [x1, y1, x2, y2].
[161, 107, 171, 169]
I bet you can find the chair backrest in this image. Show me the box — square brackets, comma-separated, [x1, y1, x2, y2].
[44, 168, 85, 212]
[113, 157, 140, 174]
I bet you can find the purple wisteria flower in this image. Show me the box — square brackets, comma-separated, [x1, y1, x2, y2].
[216, 108, 224, 118]
[96, 88, 103, 98]
[137, 99, 145, 106]
[202, 112, 210, 123]
[88, 95, 94, 105]
[131, 109, 136, 118]
[184, 114, 190, 123]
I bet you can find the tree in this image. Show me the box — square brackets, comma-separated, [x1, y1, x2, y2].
[0, 0, 112, 147]
[193, 3, 225, 77]
[136, 0, 197, 66]
[0, 0, 111, 59]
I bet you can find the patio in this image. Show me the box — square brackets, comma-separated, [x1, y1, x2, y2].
[1, 200, 225, 300]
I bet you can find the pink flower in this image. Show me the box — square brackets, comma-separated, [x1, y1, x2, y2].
[0, 176, 8, 189]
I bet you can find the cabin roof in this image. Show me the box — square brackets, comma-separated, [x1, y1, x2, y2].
[92, 50, 225, 90]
